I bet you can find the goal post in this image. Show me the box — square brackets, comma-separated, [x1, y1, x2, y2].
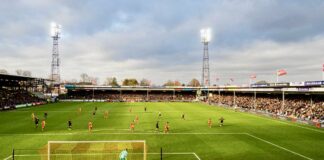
[48, 140, 146, 160]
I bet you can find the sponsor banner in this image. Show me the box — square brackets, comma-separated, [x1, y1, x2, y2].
[182, 88, 194, 91]
[289, 82, 305, 86]
[297, 88, 310, 91]
[60, 99, 106, 102]
[15, 102, 44, 109]
[266, 83, 288, 87]
[269, 83, 276, 87]
[15, 104, 28, 108]
[251, 84, 269, 87]
[279, 116, 287, 120]
[275, 83, 289, 87]
[305, 81, 324, 86]
[297, 119, 309, 125]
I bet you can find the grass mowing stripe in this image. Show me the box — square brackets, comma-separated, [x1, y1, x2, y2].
[0, 132, 247, 136]
[245, 133, 313, 160]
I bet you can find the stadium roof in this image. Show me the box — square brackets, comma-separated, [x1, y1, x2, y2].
[0, 73, 48, 81]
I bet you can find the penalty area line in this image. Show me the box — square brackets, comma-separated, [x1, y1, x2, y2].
[245, 133, 313, 160]
[3, 155, 11, 160]
[5, 152, 201, 160]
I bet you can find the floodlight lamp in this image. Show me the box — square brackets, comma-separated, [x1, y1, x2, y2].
[50, 22, 61, 37]
[200, 28, 211, 43]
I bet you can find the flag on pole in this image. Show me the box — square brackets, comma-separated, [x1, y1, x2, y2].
[322, 64, 324, 72]
[250, 74, 256, 79]
[91, 78, 97, 85]
[277, 69, 287, 76]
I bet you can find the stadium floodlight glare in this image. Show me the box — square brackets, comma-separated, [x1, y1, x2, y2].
[50, 22, 61, 37]
[200, 28, 211, 43]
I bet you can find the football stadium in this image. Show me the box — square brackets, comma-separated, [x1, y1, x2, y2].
[1, 1, 324, 160]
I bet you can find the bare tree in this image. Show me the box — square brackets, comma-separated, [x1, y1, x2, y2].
[80, 73, 89, 82]
[22, 70, 32, 77]
[90, 77, 99, 85]
[16, 69, 23, 76]
[140, 78, 150, 86]
[163, 80, 174, 86]
[174, 80, 182, 86]
[105, 77, 119, 86]
[0, 69, 8, 74]
[71, 79, 78, 83]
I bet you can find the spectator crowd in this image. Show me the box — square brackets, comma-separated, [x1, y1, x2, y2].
[61, 91, 196, 102]
[0, 88, 43, 110]
[210, 93, 324, 121]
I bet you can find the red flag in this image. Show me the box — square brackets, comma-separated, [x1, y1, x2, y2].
[250, 74, 256, 79]
[277, 69, 287, 76]
[91, 79, 97, 85]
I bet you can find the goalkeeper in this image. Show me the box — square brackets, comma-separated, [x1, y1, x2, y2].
[119, 148, 128, 160]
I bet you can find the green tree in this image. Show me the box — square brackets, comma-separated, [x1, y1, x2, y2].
[122, 78, 139, 86]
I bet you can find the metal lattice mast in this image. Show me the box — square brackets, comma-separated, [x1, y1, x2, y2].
[51, 23, 61, 84]
[200, 28, 211, 87]
[202, 41, 210, 86]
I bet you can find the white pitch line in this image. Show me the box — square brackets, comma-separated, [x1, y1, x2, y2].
[193, 152, 201, 160]
[3, 155, 11, 160]
[7, 152, 200, 159]
[245, 133, 313, 160]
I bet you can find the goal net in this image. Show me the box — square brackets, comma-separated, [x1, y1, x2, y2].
[48, 140, 146, 160]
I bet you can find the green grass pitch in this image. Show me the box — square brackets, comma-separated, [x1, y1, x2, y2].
[0, 102, 323, 160]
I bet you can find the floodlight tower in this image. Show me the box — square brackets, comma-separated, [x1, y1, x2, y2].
[50, 22, 61, 84]
[200, 28, 211, 87]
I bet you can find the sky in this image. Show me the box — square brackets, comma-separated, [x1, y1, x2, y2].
[0, 0, 324, 86]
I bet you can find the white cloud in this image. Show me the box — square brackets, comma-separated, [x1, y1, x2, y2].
[211, 36, 324, 85]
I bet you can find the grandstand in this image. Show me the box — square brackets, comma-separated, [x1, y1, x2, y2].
[0, 74, 48, 111]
